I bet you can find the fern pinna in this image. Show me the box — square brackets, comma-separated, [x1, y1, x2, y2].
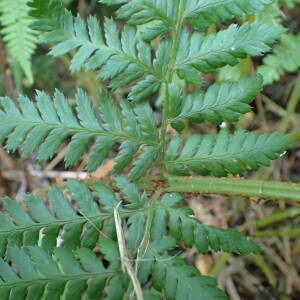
[0, 0, 38, 83]
[0, 0, 292, 299]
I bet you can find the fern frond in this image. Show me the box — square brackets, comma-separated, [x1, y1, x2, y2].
[40, 11, 169, 101]
[165, 130, 291, 177]
[151, 193, 259, 254]
[0, 181, 104, 256]
[257, 34, 300, 85]
[0, 89, 158, 178]
[0, 246, 119, 300]
[0, 0, 38, 83]
[0, 176, 257, 257]
[0, 180, 244, 299]
[101, 0, 274, 38]
[39, 10, 283, 99]
[138, 238, 229, 300]
[170, 74, 263, 126]
[0, 177, 149, 256]
[185, 0, 273, 29]
[176, 23, 284, 75]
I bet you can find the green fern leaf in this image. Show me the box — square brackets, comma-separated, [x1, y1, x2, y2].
[165, 130, 291, 177]
[258, 34, 300, 85]
[176, 23, 284, 74]
[102, 0, 274, 41]
[40, 11, 168, 100]
[151, 193, 259, 254]
[100, 0, 179, 41]
[0, 246, 116, 300]
[0, 179, 151, 256]
[185, 0, 273, 29]
[0, 181, 107, 255]
[138, 238, 228, 300]
[154, 257, 228, 300]
[0, 180, 262, 298]
[0, 0, 38, 83]
[171, 74, 263, 125]
[115, 0, 176, 26]
[0, 89, 158, 179]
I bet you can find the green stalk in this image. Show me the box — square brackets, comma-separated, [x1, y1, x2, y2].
[160, 0, 185, 156]
[254, 227, 300, 238]
[87, 176, 300, 204]
[164, 175, 300, 203]
[256, 207, 300, 228]
[209, 253, 230, 278]
[250, 254, 277, 287]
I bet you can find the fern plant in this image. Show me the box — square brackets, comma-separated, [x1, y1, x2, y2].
[0, 0, 295, 299]
[258, 33, 300, 85]
[0, 0, 38, 83]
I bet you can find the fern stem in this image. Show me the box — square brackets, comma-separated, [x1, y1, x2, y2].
[88, 176, 300, 203]
[160, 0, 185, 158]
[164, 176, 300, 203]
[160, 82, 169, 159]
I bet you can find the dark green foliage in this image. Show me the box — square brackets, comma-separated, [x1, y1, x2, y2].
[39, 10, 169, 101]
[184, 0, 273, 29]
[170, 74, 263, 125]
[0, 179, 259, 256]
[39, 6, 283, 101]
[0, 0, 293, 299]
[0, 0, 38, 82]
[175, 24, 284, 74]
[138, 239, 229, 300]
[0, 181, 101, 257]
[0, 178, 150, 258]
[102, 0, 274, 36]
[151, 193, 259, 254]
[0, 246, 115, 300]
[165, 130, 291, 177]
[0, 89, 158, 179]
[0, 181, 252, 298]
[258, 34, 300, 84]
